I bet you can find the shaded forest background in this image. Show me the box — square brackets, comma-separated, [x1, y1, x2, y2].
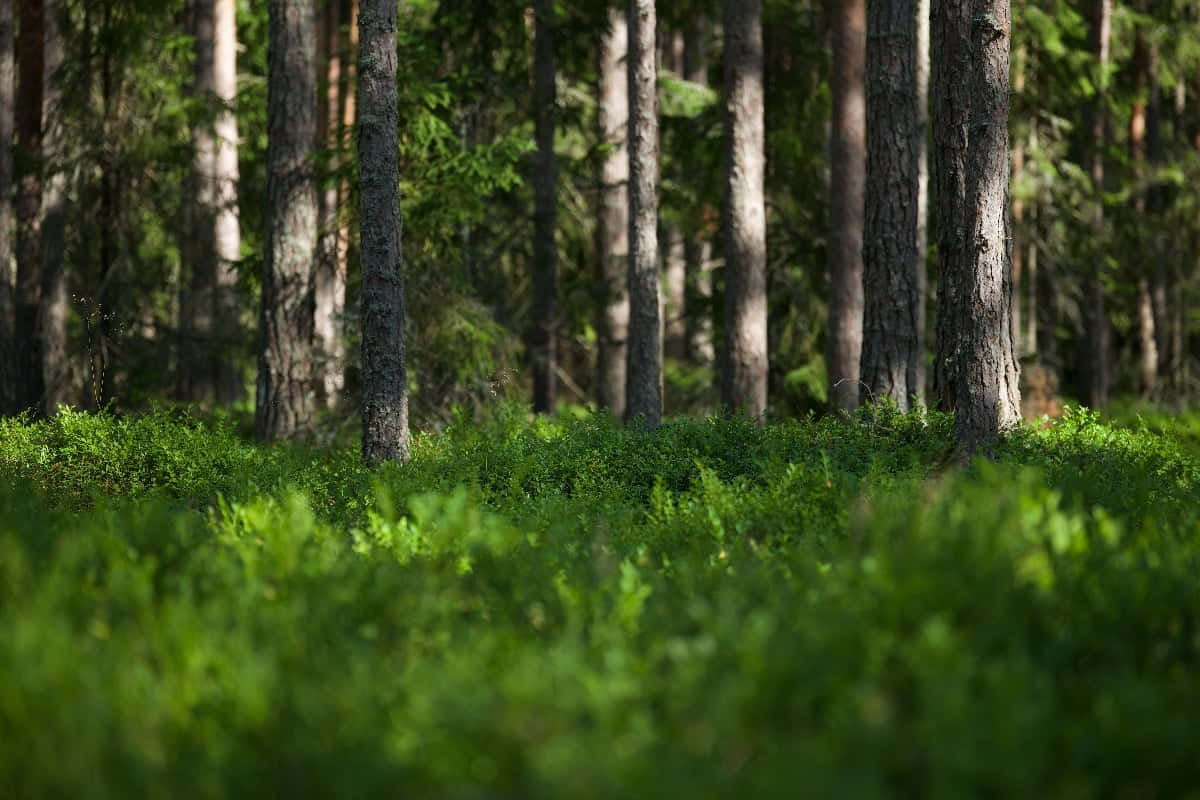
[1, 0, 1197, 434]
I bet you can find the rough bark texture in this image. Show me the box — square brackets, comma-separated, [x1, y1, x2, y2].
[315, 0, 346, 408]
[39, 0, 67, 415]
[0, 0, 15, 412]
[596, 7, 629, 418]
[861, 0, 921, 411]
[531, 0, 558, 414]
[914, 0, 929, 404]
[358, 0, 409, 464]
[625, 0, 661, 426]
[827, 0, 865, 413]
[721, 0, 766, 419]
[930, 0, 970, 411]
[1081, 0, 1111, 410]
[256, 0, 317, 441]
[14, 0, 44, 415]
[956, 0, 1020, 454]
[682, 13, 714, 367]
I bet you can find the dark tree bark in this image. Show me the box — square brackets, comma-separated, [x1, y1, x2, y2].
[931, 0, 970, 412]
[0, 0, 15, 413]
[256, 0, 317, 441]
[39, 0, 67, 415]
[682, 13, 713, 367]
[315, 0, 346, 408]
[596, 6, 629, 417]
[955, 0, 1020, 454]
[861, 0, 921, 411]
[827, 0, 865, 413]
[721, 0, 767, 419]
[14, 0, 44, 415]
[531, 0, 557, 414]
[1080, 0, 1111, 410]
[625, 0, 662, 426]
[358, 0, 408, 464]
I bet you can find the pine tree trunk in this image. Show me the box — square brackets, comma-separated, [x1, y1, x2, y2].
[861, 0, 921, 411]
[14, 0, 44, 415]
[914, 0, 929, 404]
[721, 0, 766, 419]
[682, 13, 713, 367]
[212, 0, 241, 404]
[315, 0, 345, 408]
[0, 0, 16, 413]
[256, 0, 317, 441]
[358, 0, 408, 464]
[596, 7, 629, 418]
[931, 0, 970, 412]
[955, 0, 1020, 454]
[827, 0, 865, 413]
[39, 0, 68, 415]
[531, 0, 558, 415]
[1081, 0, 1111, 410]
[625, 0, 662, 426]
[1130, 26, 1157, 398]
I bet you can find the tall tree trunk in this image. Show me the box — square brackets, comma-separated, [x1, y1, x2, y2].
[1010, 37, 1025, 358]
[39, 0, 67, 415]
[682, 13, 713, 367]
[861, 0, 921, 411]
[1130, 25, 1157, 398]
[315, 0, 345, 408]
[596, 6, 629, 418]
[931, 0, 970, 412]
[625, 0, 662, 426]
[721, 0, 766, 419]
[0, 0, 15, 413]
[1081, 0, 1111, 409]
[14, 0, 44, 415]
[358, 0, 407, 464]
[212, 0, 241, 404]
[531, 0, 557, 414]
[956, 0, 1020, 454]
[337, 0, 357, 330]
[662, 32, 686, 363]
[256, 0, 317, 441]
[914, 0, 929, 405]
[827, 0, 865, 413]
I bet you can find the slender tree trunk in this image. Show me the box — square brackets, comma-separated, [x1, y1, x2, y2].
[14, 0, 44, 415]
[315, 0, 346, 408]
[914, 0, 929, 405]
[531, 0, 557, 414]
[683, 13, 713, 367]
[212, 0, 241, 404]
[39, 0, 67, 415]
[1081, 0, 1111, 409]
[1010, 38, 1025, 358]
[1130, 25, 1157, 398]
[625, 0, 662, 426]
[0, 0, 15, 412]
[861, 0, 921, 411]
[663, 223, 686, 359]
[358, 0, 408, 464]
[256, 0, 317, 441]
[930, 0, 970, 412]
[596, 7, 629, 418]
[956, 0, 1020, 454]
[337, 0, 356, 321]
[827, 0, 865, 413]
[721, 0, 766, 419]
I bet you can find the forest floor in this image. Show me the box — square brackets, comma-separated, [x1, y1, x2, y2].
[1, 403, 1199, 797]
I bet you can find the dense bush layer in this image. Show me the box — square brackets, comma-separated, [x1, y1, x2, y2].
[2, 407, 1199, 797]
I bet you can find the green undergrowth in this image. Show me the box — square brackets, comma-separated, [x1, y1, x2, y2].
[1, 405, 1199, 797]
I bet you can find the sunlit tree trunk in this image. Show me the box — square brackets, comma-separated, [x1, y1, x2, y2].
[827, 0, 865, 413]
[0, 0, 16, 412]
[14, 0, 44, 415]
[861, 0, 921, 411]
[315, 0, 346, 408]
[531, 0, 558, 414]
[212, 0, 241, 404]
[721, 0, 766, 419]
[625, 0, 661, 426]
[955, 0, 1020, 454]
[931, 0, 969, 412]
[256, 0, 317, 441]
[39, 0, 68, 415]
[358, 0, 408, 464]
[596, 7, 629, 418]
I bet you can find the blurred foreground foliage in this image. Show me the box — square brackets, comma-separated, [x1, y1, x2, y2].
[1, 406, 1199, 797]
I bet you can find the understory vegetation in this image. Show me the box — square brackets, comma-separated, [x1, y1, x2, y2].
[2, 406, 1199, 797]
